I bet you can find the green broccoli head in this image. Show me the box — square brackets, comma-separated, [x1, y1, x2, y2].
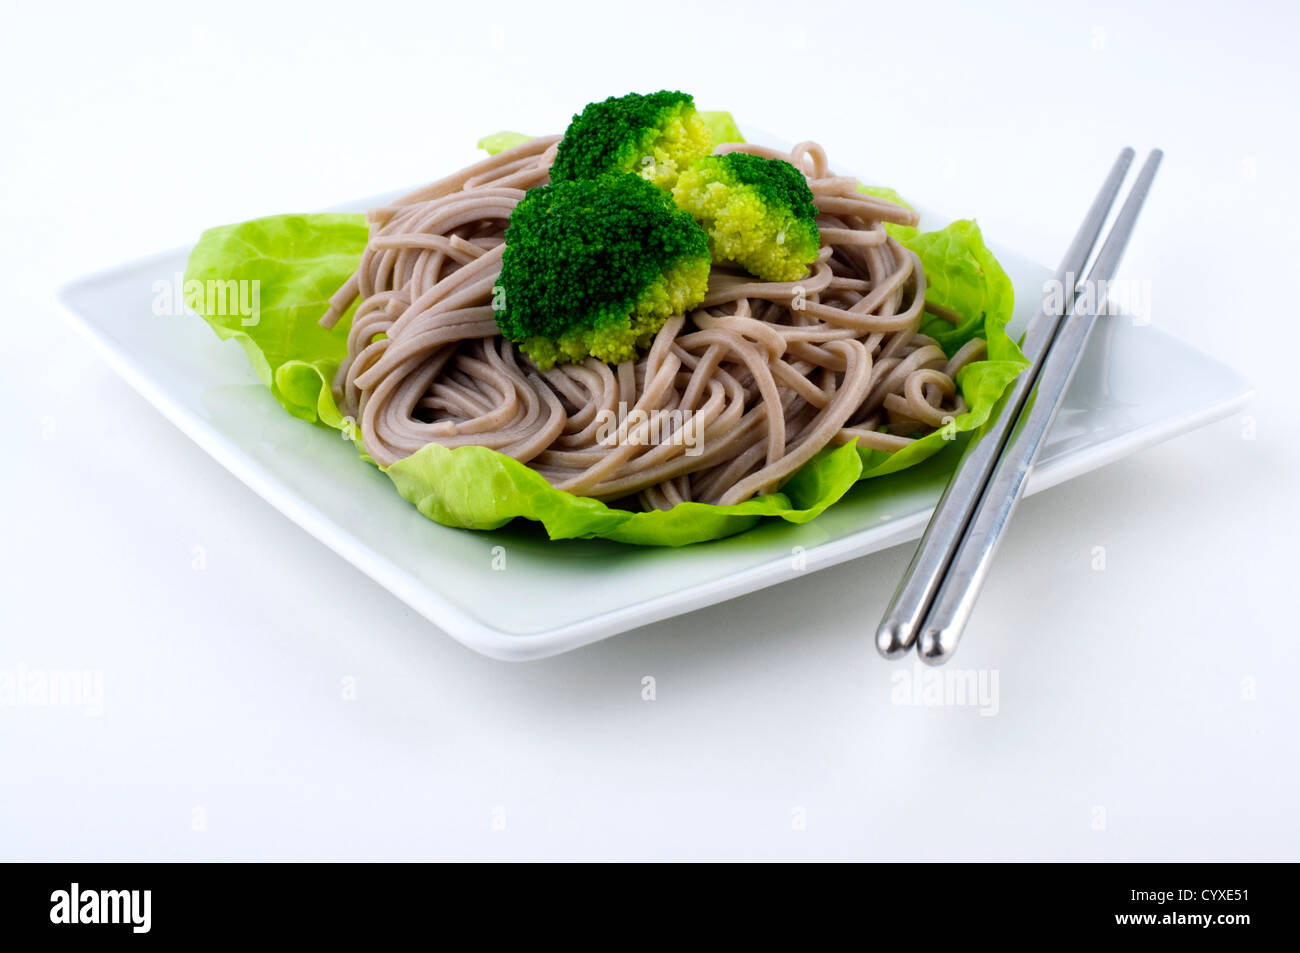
[495, 173, 711, 368]
[671, 152, 822, 282]
[550, 91, 712, 191]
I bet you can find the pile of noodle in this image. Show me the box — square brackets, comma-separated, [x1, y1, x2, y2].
[321, 136, 985, 510]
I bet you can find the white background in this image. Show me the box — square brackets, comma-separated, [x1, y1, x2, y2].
[2, 0, 1297, 860]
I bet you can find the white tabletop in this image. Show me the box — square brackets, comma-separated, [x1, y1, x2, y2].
[2, 0, 1296, 860]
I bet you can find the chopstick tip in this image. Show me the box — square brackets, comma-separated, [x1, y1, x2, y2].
[875, 620, 914, 659]
[917, 624, 959, 666]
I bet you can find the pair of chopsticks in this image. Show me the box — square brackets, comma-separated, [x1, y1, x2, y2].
[877, 147, 1163, 665]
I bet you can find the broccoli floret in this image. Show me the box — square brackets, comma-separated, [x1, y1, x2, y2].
[550, 91, 712, 191]
[672, 152, 821, 282]
[495, 173, 711, 368]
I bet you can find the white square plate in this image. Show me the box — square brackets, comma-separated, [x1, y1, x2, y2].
[59, 144, 1252, 660]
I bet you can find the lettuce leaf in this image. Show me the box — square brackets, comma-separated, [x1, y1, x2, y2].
[905, 219, 1017, 358]
[854, 217, 1026, 480]
[479, 112, 743, 159]
[184, 174, 1026, 546]
[700, 110, 744, 146]
[183, 213, 369, 428]
[385, 439, 863, 546]
[477, 131, 534, 156]
[855, 183, 914, 210]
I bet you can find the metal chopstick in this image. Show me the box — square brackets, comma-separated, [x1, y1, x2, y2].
[875, 148, 1136, 659]
[916, 149, 1164, 664]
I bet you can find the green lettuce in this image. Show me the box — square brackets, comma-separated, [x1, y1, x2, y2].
[699, 110, 744, 146]
[384, 439, 862, 545]
[855, 217, 1025, 479]
[477, 131, 534, 156]
[183, 158, 1026, 546]
[183, 213, 369, 429]
[855, 183, 913, 210]
[477, 111, 743, 159]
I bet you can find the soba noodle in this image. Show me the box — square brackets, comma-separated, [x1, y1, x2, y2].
[321, 135, 985, 510]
